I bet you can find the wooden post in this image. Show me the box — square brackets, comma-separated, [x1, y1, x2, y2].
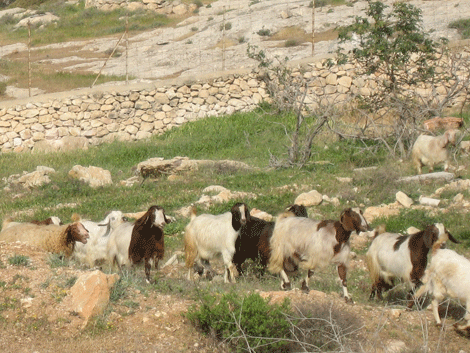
[28, 21, 31, 97]
[312, 4, 315, 57]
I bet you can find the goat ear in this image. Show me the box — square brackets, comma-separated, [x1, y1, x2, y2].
[440, 131, 450, 148]
[423, 225, 438, 248]
[447, 231, 460, 244]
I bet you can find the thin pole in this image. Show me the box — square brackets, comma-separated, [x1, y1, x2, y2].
[28, 21, 31, 97]
[222, 6, 226, 71]
[311, 4, 315, 57]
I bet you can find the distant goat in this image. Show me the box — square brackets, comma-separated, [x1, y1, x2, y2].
[411, 129, 458, 174]
[233, 204, 308, 275]
[268, 208, 369, 302]
[0, 221, 89, 257]
[2, 216, 62, 231]
[184, 202, 249, 283]
[414, 246, 469, 331]
[128, 205, 170, 283]
[366, 223, 459, 308]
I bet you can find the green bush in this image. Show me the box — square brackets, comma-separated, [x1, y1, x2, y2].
[449, 18, 470, 39]
[8, 254, 29, 266]
[186, 291, 292, 352]
[257, 28, 271, 37]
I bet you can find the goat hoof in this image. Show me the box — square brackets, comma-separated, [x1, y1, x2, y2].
[344, 296, 354, 304]
[281, 282, 291, 290]
[301, 282, 309, 293]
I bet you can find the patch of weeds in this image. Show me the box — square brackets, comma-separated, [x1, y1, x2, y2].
[25, 315, 49, 332]
[84, 311, 115, 336]
[285, 39, 299, 47]
[8, 254, 30, 267]
[40, 278, 51, 289]
[0, 297, 18, 312]
[257, 28, 271, 36]
[288, 301, 364, 352]
[220, 22, 232, 31]
[250, 0, 260, 5]
[48, 253, 70, 268]
[122, 300, 140, 309]
[0, 259, 5, 269]
[238, 36, 245, 43]
[186, 39, 193, 44]
[186, 291, 291, 352]
[0, 281, 6, 289]
[191, 26, 198, 32]
[64, 276, 77, 288]
[51, 285, 68, 303]
[449, 18, 470, 39]
[208, 16, 213, 21]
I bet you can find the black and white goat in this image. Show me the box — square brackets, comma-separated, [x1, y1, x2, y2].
[128, 205, 170, 283]
[366, 223, 459, 308]
[184, 202, 249, 283]
[268, 208, 369, 302]
[233, 204, 308, 275]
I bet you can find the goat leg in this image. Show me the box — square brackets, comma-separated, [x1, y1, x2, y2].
[338, 264, 353, 303]
[301, 269, 314, 293]
[145, 259, 152, 284]
[280, 270, 291, 290]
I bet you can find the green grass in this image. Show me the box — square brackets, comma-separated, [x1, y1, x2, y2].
[449, 18, 470, 39]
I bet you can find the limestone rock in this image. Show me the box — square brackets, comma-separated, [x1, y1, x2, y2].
[364, 205, 400, 222]
[68, 165, 113, 188]
[396, 191, 413, 208]
[294, 190, 323, 206]
[67, 270, 119, 328]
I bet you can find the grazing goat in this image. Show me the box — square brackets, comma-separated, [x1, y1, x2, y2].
[73, 211, 127, 267]
[184, 202, 249, 283]
[366, 223, 459, 308]
[128, 205, 170, 283]
[411, 129, 458, 174]
[414, 246, 470, 332]
[268, 208, 369, 302]
[0, 221, 89, 257]
[233, 204, 308, 275]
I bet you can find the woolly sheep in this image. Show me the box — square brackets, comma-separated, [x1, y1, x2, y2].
[268, 208, 369, 302]
[0, 221, 89, 257]
[411, 129, 458, 174]
[2, 216, 62, 231]
[184, 202, 249, 283]
[414, 248, 470, 331]
[366, 223, 459, 308]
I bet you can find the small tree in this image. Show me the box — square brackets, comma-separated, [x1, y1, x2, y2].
[336, 0, 461, 156]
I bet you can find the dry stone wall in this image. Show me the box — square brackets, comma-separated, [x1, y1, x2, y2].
[0, 45, 469, 153]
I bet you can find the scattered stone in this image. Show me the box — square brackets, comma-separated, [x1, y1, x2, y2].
[396, 191, 413, 208]
[398, 172, 455, 183]
[68, 165, 113, 188]
[407, 226, 421, 235]
[418, 196, 440, 207]
[294, 190, 323, 206]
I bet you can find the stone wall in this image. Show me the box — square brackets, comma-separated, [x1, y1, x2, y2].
[0, 45, 469, 153]
[84, 0, 197, 15]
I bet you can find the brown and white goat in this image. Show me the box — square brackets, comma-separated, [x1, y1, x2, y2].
[268, 208, 369, 302]
[128, 205, 170, 283]
[184, 202, 249, 283]
[411, 129, 458, 174]
[366, 223, 459, 308]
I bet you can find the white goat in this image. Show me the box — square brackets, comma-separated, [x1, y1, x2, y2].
[268, 208, 369, 302]
[414, 248, 470, 331]
[73, 211, 127, 267]
[411, 129, 458, 174]
[184, 202, 249, 283]
[366, 223, 459, 308]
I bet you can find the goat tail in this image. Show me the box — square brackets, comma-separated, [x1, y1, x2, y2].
[365, 251, 381, 286]
[189, 206, 197, 221]
[267, 234, 285, 274]
[183, 230, 197, 269]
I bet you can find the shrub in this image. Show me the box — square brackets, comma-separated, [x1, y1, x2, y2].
[285, 39, 298, 47]
[220, 22, 232, 31]
[0, 82, 6, 96]
[48, 254, 70, 268]
[257, 28, 271, 37]
[449, 18, 470, 39]
[8, 254, 29, 266]
[186, 291, 292, 352]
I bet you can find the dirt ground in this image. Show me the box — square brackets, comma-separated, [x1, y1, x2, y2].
[1, 240, 469, 353]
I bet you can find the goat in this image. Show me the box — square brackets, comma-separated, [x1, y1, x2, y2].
[184, 202, 248, 283]
[268, 208, 369, 302]
[73, 211, 127, 267]
[233, 204, 308, 275]
[366, 223, 459, 308]
[414, 246, 469, 332]
[411, 129, 458, 174]
[0, 221, 89, 257]
[128, 205, 170, 283]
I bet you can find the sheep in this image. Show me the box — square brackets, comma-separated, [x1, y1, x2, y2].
[0, 221, 89, 257]
[268, 208, 369, 302]
[128, 205, 170, 283]
[106, 221, 135, 270]
[73, 211, 127, 267]
[366, 223, 459, 308]
[232, 204, 308, 275]
[414, 247, 470, 331]
[411, 129, 458, 174]
[184, 202, 249, 283]
[2, 216, 62, 231]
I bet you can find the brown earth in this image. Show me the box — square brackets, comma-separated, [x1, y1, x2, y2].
[1, 240, 469, 353]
